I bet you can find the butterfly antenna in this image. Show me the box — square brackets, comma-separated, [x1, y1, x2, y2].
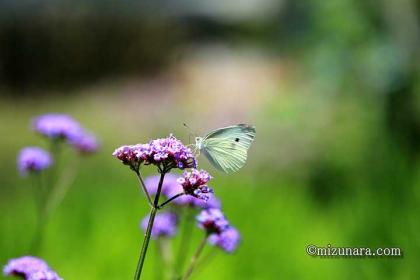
[183, 123, 196, 144]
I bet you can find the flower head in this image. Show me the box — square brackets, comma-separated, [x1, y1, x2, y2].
[177, 169, 213, 201]
[147, 172, 220, 208]
[27, 270, 62, 280]
[136, 135, 196, 170]
[141, 212, 178, 239]
[32, 114, 83, 141]
[196, 209, 229, 234]
[166, 181, 221, 208]
[113, 135, 196, 171]
[191, 194, 221, 209]
[112, 145, 139, 168]
[208, 227, 240, 253]
[3, 256, 62, 280]
[144, 173, 179, 197]
[17, 147, 52, 176]
[70, 133, 100, 154]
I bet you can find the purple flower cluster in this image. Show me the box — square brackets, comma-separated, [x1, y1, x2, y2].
[17, 147, 52, 176]
[113, 135, 196, 171]
[112, 132, 242, 270]
[196, 209, 229, 234]
[144, 173, 221, 208]
[69, 133, 100, 154]
[189, 194, 221, 209]
[208, 227, 240, 253]
[112, 145, 138, 167]
[177, 169, 213, 201]
[32, 113, 99, 155]
[141, 212, 178, 239]
[197, 209, 240, 253]
[166, 184, 221, 208]
[3, 256, 62, 280]
[32, 114, 82, 142]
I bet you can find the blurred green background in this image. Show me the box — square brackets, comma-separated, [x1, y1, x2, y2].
[1, 0, 419, 279]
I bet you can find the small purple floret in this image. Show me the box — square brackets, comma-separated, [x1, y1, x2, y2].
[164, 178, 221, 208]
[141, 212, 178, 239]
[196, 209, 229, 234]
[112, 145, 138, 167]
[177, 169, 213, 201]
[3, 256, 62, 280]
[27, 270, 62, 280]
[17, 147, 52, 176]
[191, 194, 221, 209]
[112, 135, 196, 171]
[32, 114, 83, 141]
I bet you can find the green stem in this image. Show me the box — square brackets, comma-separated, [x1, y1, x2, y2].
[193, 247, 218, 276]
[30, 173, 46, 253]
[154, 238, 165, 280]
[47, 139, 62, 188]
[135, 207, 157, 280]
[182, 235, 208, 280]
[30, 139, 63, 253]
[134, 170, 166, 280]
[158, 238, 173, 280]
[174, 207, 194, 278]
[45, 156, 79, 216]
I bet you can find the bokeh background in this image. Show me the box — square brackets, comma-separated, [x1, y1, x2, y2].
[1, 0, 419, 279]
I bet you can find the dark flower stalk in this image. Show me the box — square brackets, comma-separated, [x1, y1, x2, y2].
[134, 169, 153, 207]
[134, 170, 166, 280]
[158, 193, 185, 209]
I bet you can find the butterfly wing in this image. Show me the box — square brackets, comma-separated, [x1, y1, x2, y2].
[201, 124, 256, 173]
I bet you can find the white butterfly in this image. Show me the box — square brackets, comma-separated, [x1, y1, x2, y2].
[194, 124, 256, 173]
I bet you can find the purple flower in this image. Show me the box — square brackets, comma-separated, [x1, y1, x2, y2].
[112, 145, 139, 167]
[17, 147, 52, 176]
[191, 194, 221, 209]
[196, 209, 229, 234]
[141, 212, 178, 238]
[177, 169, 213, 201]
[3, 256, 62, 280]
[147, 173, 220, 208]
[27, 270, 62, 280]
[136, 135, 196, 169]
[70, 133, 100, 154]
[208, 227, 240, 253]
[144, 173, 179, 197]
[32, 114, 83, 141]
[166, 181, 221, 208]
[113, 135, 196, 171]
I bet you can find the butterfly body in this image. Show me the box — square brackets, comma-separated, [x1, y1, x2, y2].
[195, 137, 205, 150]
[194, 124, 256, 173]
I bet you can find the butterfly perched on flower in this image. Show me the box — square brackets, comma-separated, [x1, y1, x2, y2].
[193, 124, 256, 173]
